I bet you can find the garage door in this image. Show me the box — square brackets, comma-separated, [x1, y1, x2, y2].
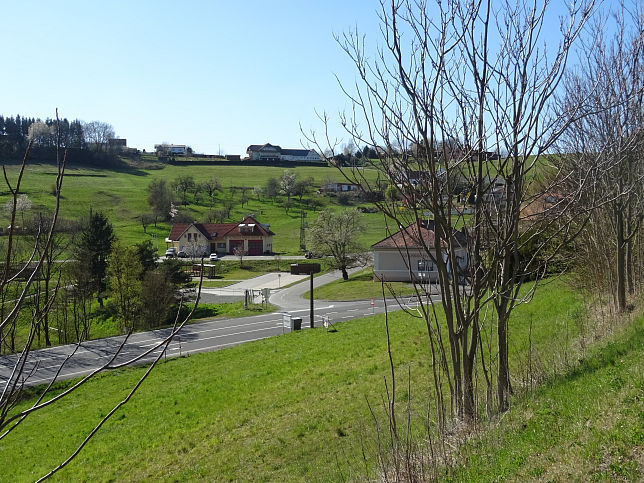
[248, 240, 263, 256]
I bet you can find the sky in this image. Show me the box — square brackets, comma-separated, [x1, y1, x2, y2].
[3, 1, 603, 157]
[2, 1, 384, 156]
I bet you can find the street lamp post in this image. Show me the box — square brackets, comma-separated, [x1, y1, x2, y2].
[290, 263, 321, 328]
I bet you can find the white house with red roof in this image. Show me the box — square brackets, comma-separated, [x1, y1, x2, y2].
[371, 220, 468, 282]
[166, 216, 274, 257]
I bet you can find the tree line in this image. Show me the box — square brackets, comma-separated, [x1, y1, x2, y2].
[0, 209, 191, 354]
[0, 114, 119, 159]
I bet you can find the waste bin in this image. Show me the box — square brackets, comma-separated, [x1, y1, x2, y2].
[292, 317, 302, 331]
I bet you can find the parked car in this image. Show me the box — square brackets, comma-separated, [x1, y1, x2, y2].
[209, 253, 219, 262]
[165, 247, 177, 258]
[305, 251, 321, 259]
[177, 251, 187, 258]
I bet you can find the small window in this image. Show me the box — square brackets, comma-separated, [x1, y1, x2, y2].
[418, 259, 434, 272]
[187, 233, 192, 241]
[218, 242, 226, 248]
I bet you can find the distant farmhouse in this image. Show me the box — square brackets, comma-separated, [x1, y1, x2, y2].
[107, 138, 135, 154]
[108, 138, 127, 148]
[166, 216, 274, 257]
[246, 143, 321, 163]
[155, 144, 190, 156]
[319, 182, 359, 193]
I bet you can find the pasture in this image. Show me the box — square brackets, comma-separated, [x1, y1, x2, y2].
[0, 157, 387, 255]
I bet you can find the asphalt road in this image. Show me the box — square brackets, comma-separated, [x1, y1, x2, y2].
[0, 269, 430, 391]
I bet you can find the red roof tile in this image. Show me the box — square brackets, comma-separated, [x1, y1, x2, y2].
[372, 220, 467, 250]
[167, 216, 274, 241]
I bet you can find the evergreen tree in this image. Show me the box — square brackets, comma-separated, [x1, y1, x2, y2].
[69, 119, 85, 148]
[77, 210, 115, 307]
[4, 116, 17, 138]
[15, 115, 22, 144]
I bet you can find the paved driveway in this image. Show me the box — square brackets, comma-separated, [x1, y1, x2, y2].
[198, 272, 309, 303]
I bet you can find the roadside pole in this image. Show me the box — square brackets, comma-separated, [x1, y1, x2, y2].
[290, 263, 321, 330]
[310, 272, 314, 328]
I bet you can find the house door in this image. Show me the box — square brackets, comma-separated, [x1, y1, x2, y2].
[229, 240, 244, 254]
[248, 240, 263, 256]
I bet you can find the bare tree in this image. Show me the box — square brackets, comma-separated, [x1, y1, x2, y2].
[147, 179, 172, 225]
[307, 209, 366, 280]
[202, 178, 222, 207]
[308, 0, 596, 421]
[265, 177, 280, 201]
[172, 175, 195, 205]
[82, 120, 115, 152]
[139, 214, 153, 234]
[0, 114, 200, 479]
[558, 2, 644, 312]
[294, 177, 314, 202]
[233, 245, 247, 268]
[24, 213, 77, 347]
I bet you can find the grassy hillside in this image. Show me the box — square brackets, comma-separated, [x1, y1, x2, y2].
[0, 159, 387, 255]
[6, 279, 640, 481]
[451, 312, 643, 481]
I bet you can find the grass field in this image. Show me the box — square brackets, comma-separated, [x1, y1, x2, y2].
[5, 279, 638, 482]
[0, 158, 388, 255]
[451, 312, 644, 481]
[306, 266, 420, 300]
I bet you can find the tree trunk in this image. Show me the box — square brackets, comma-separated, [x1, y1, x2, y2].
[616, 207, 627, 311]
[498, 311, 510, 413]
[341, 266, 349, 281]
[43, 261, 51, 347]
[626, 203, 635, 295]
[462, 331, 476, 421]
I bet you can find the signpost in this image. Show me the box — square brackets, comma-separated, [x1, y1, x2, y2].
[290, 263, 321, 328]
[282, 313, 292, 334]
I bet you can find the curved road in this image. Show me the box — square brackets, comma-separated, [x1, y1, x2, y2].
[0, 269, 416, 390]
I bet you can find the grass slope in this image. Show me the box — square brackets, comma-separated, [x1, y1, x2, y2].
[0, 160, 386, 254]
[452, 312, 644, 482]
[4, 280, 641, 481]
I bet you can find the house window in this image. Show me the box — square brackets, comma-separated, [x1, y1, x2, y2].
[418, 259, 434, 272]
[187, 233, 192, 241]
[218, 243, 226, 248]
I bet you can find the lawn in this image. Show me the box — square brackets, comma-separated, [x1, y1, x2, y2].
[5, 278, 633, 482]
[305, 266, 420, 300]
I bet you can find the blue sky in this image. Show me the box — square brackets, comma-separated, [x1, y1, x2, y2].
[3, 1, 384, 155]
[3, 1, 604, 156]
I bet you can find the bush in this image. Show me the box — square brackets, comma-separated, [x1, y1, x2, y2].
[337, 192, 353, 205]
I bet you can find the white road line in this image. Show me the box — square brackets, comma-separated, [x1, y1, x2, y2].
[136, 320, 280, 348]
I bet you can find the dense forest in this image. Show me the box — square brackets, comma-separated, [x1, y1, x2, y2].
[0, 114, 126, 165]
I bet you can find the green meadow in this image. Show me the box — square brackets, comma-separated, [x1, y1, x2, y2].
[0, 157, 387, 255]
[4, 278, 641, 481]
